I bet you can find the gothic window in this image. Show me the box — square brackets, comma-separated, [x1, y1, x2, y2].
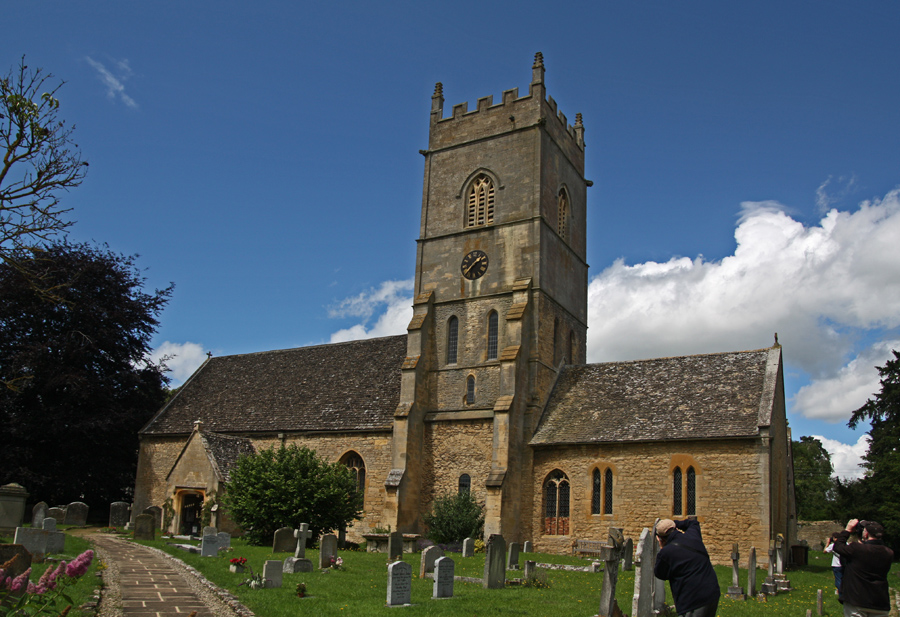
[466, 174, 495, 227]
[447, 316, 459, 364]
[543, 469, 570, 535]
[605, 467, 614, 514]
[458, 474, 471, 494]
[591, 467, 614, 515]
[558, 189, 568, 239]
[673, 466, 683, 516]
[341, 452, 366, 495]
[487, 311, 498, 360]
[466, 375, 475, 405]
[686, 466, 696, 516]
[591, 468, 602, 514]
[672, 463, 698, 516]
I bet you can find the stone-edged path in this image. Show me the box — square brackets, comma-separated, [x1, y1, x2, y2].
[88, 533, 248, 617]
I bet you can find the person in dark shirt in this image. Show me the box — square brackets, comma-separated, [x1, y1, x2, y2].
[832, 519, 894, 617]
[654, 518, 720, 617]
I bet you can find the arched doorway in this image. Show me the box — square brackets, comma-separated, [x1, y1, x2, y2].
[178, 491, 204, 535]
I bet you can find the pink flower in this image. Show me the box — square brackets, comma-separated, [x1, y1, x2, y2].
[47, 562, 66, 589]
[65, 550, 94, 578]
[9, 568, 32, 593]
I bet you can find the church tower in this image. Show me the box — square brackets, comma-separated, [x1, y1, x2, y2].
[384, 53, 589, 541]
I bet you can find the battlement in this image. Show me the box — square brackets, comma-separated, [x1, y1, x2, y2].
[428, 53, 585, 153]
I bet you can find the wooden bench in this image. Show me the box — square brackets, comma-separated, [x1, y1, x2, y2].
[573, 539, 606, 557]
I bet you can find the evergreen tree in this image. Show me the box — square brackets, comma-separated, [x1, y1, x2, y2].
[792, 436, 835, 520]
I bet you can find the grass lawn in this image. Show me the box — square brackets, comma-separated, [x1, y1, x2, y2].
[132, 536, 899, 617]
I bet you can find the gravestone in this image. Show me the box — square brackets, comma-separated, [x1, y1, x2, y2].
[283, 555, 313, 573]
[0, 545, 32, 578]
[387, 530, 403, 560]
[42, 517, 57, 532]
[592, 561, 602, 573]
[263, 560, 283, 588]
[523, 540, 533, 553]
[747, 547, 757, 596]
[200, 533, 220, 557]
[775, 534, 784, 574]
[134, 513, 156, 541]
[319, 533, 338, 569]
[632, 527, 666, 617]
[272, 526, 294, 552]
[387, 560, 412, 606]
[598, 527, 626, 617]
[109, 502, 130, 528]
[507, 542, 521, 570]
[524, 560, 536, 583]
[761, 541, 777, 594]
[64, 501, 89, 526]
[420, 545, 444, 578]
[727, 543, 745, 599]
[433, 556, 454, 599]
[462, 537, 475, 557]
[483, 533, 506, 589]
[294, 524, 310, 558]
[47, 507, 66, 525]
[202, 526, 217, 537]
[0, 483, 29, 528]
[31, 502, 48, 528]
[143, 506, 162, 530]
[817, 589, 824, 615]
[13, 526, 65, 560]
[622, 537, 634, 571]
[217, 532, 231, 549]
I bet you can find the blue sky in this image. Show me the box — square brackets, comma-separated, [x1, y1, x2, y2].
[5, 1, 899, 479]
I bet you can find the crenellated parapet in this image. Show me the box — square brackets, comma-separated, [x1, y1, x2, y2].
[427, 52, 585, 155]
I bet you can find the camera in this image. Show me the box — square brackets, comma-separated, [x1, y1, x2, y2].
[849, 520, 870, 535]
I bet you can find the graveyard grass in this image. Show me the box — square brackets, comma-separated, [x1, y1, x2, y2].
[133, 536, 899, 617]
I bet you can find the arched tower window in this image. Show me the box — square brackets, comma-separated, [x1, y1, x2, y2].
[487, 311, 498, 360]
[673, 466, 683, 516]
[341, 451, 366, 496]
[467, 174, 495, 227]
[447, 316, 459, 364]
[466, 375, 476, 405]
[543, 470, 570, 535]
[558, 189, 568, 239]
[458, 474, 471, 494]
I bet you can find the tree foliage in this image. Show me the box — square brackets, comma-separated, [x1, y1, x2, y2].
[792, 436, 835, 520]
[423, 490, 485, 544]
[848, 349, 900, 552]
[221, 444, 363, 545]
[1, 58, 86, 262]
[0, 242, 172, 504]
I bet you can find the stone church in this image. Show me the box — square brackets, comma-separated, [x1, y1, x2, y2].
[134, 54, 796, 564]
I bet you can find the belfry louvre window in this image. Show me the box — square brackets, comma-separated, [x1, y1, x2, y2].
[591, 467, 614, 515]
[487, 311, 498, 360]
[543, 470, 570, 535]
[467, 175, 495, 227]
[447, 316, 459, 364]
[558, 190, 568, 239]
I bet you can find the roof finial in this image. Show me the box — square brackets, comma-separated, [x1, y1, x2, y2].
[533, 51, 544, 69]
[433, 82, 443, 97]
[531, 52, 545, 88]
[575, 113, 583, 127]
[774, 332, 780, 346]
[193, 419, 203, 433]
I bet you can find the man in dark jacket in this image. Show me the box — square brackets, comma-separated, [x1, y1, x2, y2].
[654, 518, 720, 617]
[833, 519, 893, 617]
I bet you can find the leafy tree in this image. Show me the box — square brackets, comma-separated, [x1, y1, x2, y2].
[222, 444, 363, 545]
[0, 242, 172, 505]
[1, 58, 87, 263]
[792, 436, 835, 520]
[423, 490, 485, 544]
[849, 349, 900, 552]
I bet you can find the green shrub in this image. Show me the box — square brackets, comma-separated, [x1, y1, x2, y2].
[423, 491, 484, 544]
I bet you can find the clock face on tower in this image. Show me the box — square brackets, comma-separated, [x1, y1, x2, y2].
[461, 250, 489, 280]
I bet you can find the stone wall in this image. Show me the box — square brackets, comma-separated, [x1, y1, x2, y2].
[134, 435, 188, 516]
[797, 520, 844, 549]
[419, 419, 493, 515]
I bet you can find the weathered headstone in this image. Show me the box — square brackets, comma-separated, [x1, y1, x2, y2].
[420, 545, 444, 578]
[483, 533, 506, 589]
[507, 541, 521, 570]
[272, 526, 294, 552]
[433, 556, 454, 599]
[727, 543, 745, 599]
[134, 513, 156, 541]
[217, 531, 231, 549]
[263, 560, 283, 588]
[202, 526, 217, 537]
[31, 502, 48, 528]
[319, 533, 338, 569]
[294, 523, 310, 558]
[622, 537, 634, 571]
[47, 507, 66, 525]
[0, 545, 32, 578]
[773, 534, 791, 591]
[13, 526, 65, 560]
[387, 530, 403, 560]
[0, 483, 29, 528]
[524, 560, 536, 583]
[200, 533, 220, 557]
[598, 527, 626, 617]
[462, 537, 475, 557]
[283, 556, 313, 573]
[63, 501, 89, 526]
[387, 560, 412, 606]
[747, 547, 757, 596]
[42, 517, 57, 532]
[143, 506, 162, 530]
[523, 540, 533, 553]
[632, 527, 666, 617]
[109, 502, 130, 528]
[761, 541, 777, 594]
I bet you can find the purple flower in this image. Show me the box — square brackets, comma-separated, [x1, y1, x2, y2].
[9, 568, 32, 592]
[65, 550, 94, 578]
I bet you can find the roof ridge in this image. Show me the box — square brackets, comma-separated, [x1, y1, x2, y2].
[206, 334, 407, 361]
[581, 346, 772, 367]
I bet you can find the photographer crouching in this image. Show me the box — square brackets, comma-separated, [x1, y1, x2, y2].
[832, 518, 894, 617]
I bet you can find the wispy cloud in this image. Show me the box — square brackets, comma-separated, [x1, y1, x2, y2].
[153, 341, 208, 385]
[328, 279, 413, 343]
[85, 56, 138, 108]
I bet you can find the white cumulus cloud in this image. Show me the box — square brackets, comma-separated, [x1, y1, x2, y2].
[85, 56, 138, 108]
[153, 341, 208, 386]
[811, 434, 869, 481]
[329, 280, 413, 343]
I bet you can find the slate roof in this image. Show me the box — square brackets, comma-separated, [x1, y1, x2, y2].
[199, 432, 256, 482]
[531, 347, 780, 446]
[141, 335, 407, 435]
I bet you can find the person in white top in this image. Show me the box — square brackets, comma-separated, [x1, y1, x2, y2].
[824, 531, 844, 603]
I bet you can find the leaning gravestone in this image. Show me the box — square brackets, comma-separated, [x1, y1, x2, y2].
[507, 542, 521, 570]
[48, 507, 66, 525]
[14, 525, 64, 559]
[143, 506, 163, 530]
[747, 547, 758, 596]
[387, 560, 412, 606]
[272, 527, 294, 553]
[319, 533, 338, 569]
[64, 501, 89, 526]
[462, 537, 475, 557]
[134, 513, 156, 541]
[263, 560, 283, 588]
[727, 543, 745, 599]
[109, 502, 130, 528]
[388, 530, 403, 560]
[200, 533, 220, 557]
[419, 545, 443, 578]
[433, 556, 454, 599]
[483, 534, 506, 589]
[31, 502, 49, 528]
[217, 532, 231, 549]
